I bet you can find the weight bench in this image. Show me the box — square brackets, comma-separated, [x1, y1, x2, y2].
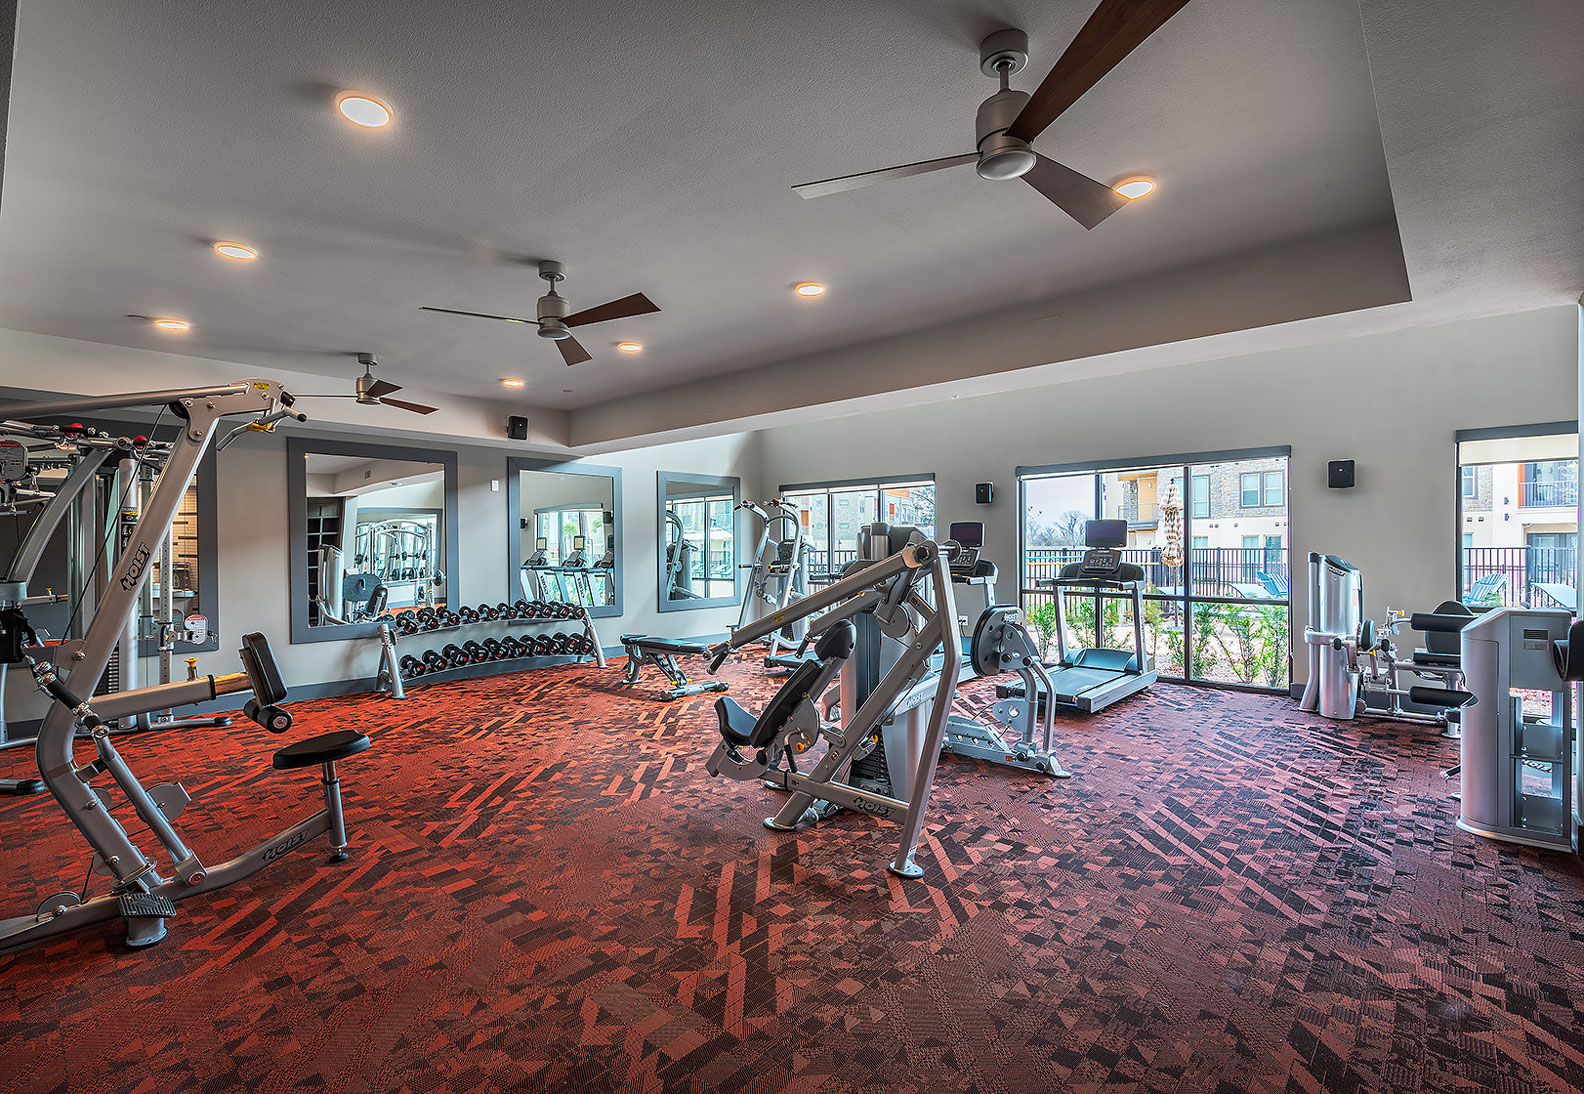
[618, 634, 729, 701]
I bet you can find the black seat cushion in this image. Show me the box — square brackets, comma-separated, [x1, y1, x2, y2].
[715, 621, 855, 750]
[622, 634, 709, 656]
[273, 730, 371, 770]
[812, 620, 856, 662]
[1413, 649, 1462, 668]
[714, 697, 760, 747]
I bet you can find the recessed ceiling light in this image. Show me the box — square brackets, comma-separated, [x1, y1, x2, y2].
[1113, 177, 1156, 200]
[502, 378, 525, 388]
[152, 317, 190, 332]
[794, 282, 826, 297]
[213, 241, 258, 261]
[616, 342, 642, 353]
[336, 92, 392, 128]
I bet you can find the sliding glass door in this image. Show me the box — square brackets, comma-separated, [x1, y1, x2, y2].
[1019, 448, 1291, 691]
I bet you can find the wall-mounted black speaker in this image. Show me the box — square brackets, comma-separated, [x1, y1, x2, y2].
[507, 415, 528, 441]
[1327, 460, 1355, 489]
[975, 482, 994, 505]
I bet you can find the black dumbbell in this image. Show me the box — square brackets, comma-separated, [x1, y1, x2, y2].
[457, 605, 479, 625]
[574, 634, 595, 655]
[422, 649, 446, 673]
[415, 607, 438, 629]
[400, 654, 424, 678]
[522, 601, 543, 619]
[442, 609, 462, 628]
[533, 635, 556, 657]
[546, 632, 568, 654]
[463, 640, 488, 663]
[510, 600, 530, 619]
[442, 643, 468, 668]
[481, 637, 504, 660]
[496, 636, 521, 659]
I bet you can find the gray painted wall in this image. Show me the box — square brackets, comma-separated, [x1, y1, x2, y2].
[2, 425, 759, 724]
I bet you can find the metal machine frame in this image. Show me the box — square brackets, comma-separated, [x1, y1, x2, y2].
[0, 382, 343, 953]
[735, 498, 806, 658]
[703, 535, 961, 879]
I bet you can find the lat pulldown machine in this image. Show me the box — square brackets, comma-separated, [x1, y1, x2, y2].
[0, 382, 374, 954]
[702, 529, 961, 879]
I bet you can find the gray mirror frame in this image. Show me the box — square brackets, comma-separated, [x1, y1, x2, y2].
[288, 437, 460, 644]
[656, 470, 741, 613]
[506, 458, 623, 619]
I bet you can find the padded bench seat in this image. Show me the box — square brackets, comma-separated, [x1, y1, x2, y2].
[272, 730, 372, 770]
[620, 634, 711, 656]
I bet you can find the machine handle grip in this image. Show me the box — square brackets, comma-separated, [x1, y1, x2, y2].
[1409, 612, 1471, 634]
[708, 642, 731, 674]
[1408, 685, 1475, 708]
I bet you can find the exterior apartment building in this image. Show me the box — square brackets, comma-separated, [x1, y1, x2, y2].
[1109, 459, 1289, 568]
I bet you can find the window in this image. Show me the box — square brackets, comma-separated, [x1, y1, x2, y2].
[665, 491, 736, 598]
[779, 478, 934, 577]
[1457, 425, 1577, 609]
[535, 505, 606, 566]
[1239, 472, 1260, 507]
[1019, 448, 1291, 691]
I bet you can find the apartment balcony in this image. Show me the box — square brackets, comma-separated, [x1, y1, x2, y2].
[1519, 480, 1578, 509]
[1127, 502, 1158, 530]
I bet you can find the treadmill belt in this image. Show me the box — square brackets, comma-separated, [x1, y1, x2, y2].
[1046, 666, 1122, 702]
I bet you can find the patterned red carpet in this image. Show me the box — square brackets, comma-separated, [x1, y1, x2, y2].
[3, 655, 1584, 1094]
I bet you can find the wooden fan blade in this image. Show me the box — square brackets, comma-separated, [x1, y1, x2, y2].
[420, 305, 536, 325]
[380, 396, 438, 415]
[366, 378, 402, 399]
[563, 293, 660, 329]
[1022, 154, 1129, 229]
[1007, 0, 1192, 143]
[556, 335, 593, 366]
[793, 153, 978, 199]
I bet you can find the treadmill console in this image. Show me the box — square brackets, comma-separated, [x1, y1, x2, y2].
[1078, 547, 1123, 578]
[948, 521, 985, 580]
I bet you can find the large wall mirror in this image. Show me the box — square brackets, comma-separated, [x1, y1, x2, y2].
[288, 438, 459, 642]
[506, 459, 621, 618]
[657, 471, 739, 612]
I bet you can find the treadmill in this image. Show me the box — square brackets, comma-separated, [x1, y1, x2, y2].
[1001, 518, 1156, 714]
[946, 521, 997, 662]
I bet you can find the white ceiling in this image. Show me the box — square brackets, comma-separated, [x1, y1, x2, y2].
[0, 3, 1397, 402]
[0, 0, 1576, 452]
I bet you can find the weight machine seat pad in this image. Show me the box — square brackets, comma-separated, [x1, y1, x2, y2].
[620, 634, 711, 656]
[714, 620, 856, 750]
[1412, 649, 1462, 668]
[272, 730, 372, 770]
[714, 697, 760, 747]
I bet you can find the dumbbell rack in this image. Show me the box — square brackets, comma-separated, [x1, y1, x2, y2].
[377, 601, 606, 695]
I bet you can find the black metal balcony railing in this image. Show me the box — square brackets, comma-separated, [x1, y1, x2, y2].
[1463, 546, 1577, 607]
[1519, 480, 1579, 508]
[1024, 546, 1287, 599]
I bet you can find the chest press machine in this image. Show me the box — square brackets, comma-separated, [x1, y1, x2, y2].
[702, 531, 962, 879]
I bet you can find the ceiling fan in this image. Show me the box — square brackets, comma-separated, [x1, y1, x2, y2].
[421, 260, 660, 366]
[792, 0, 1191, 229]
[293, 352, 437, 415]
